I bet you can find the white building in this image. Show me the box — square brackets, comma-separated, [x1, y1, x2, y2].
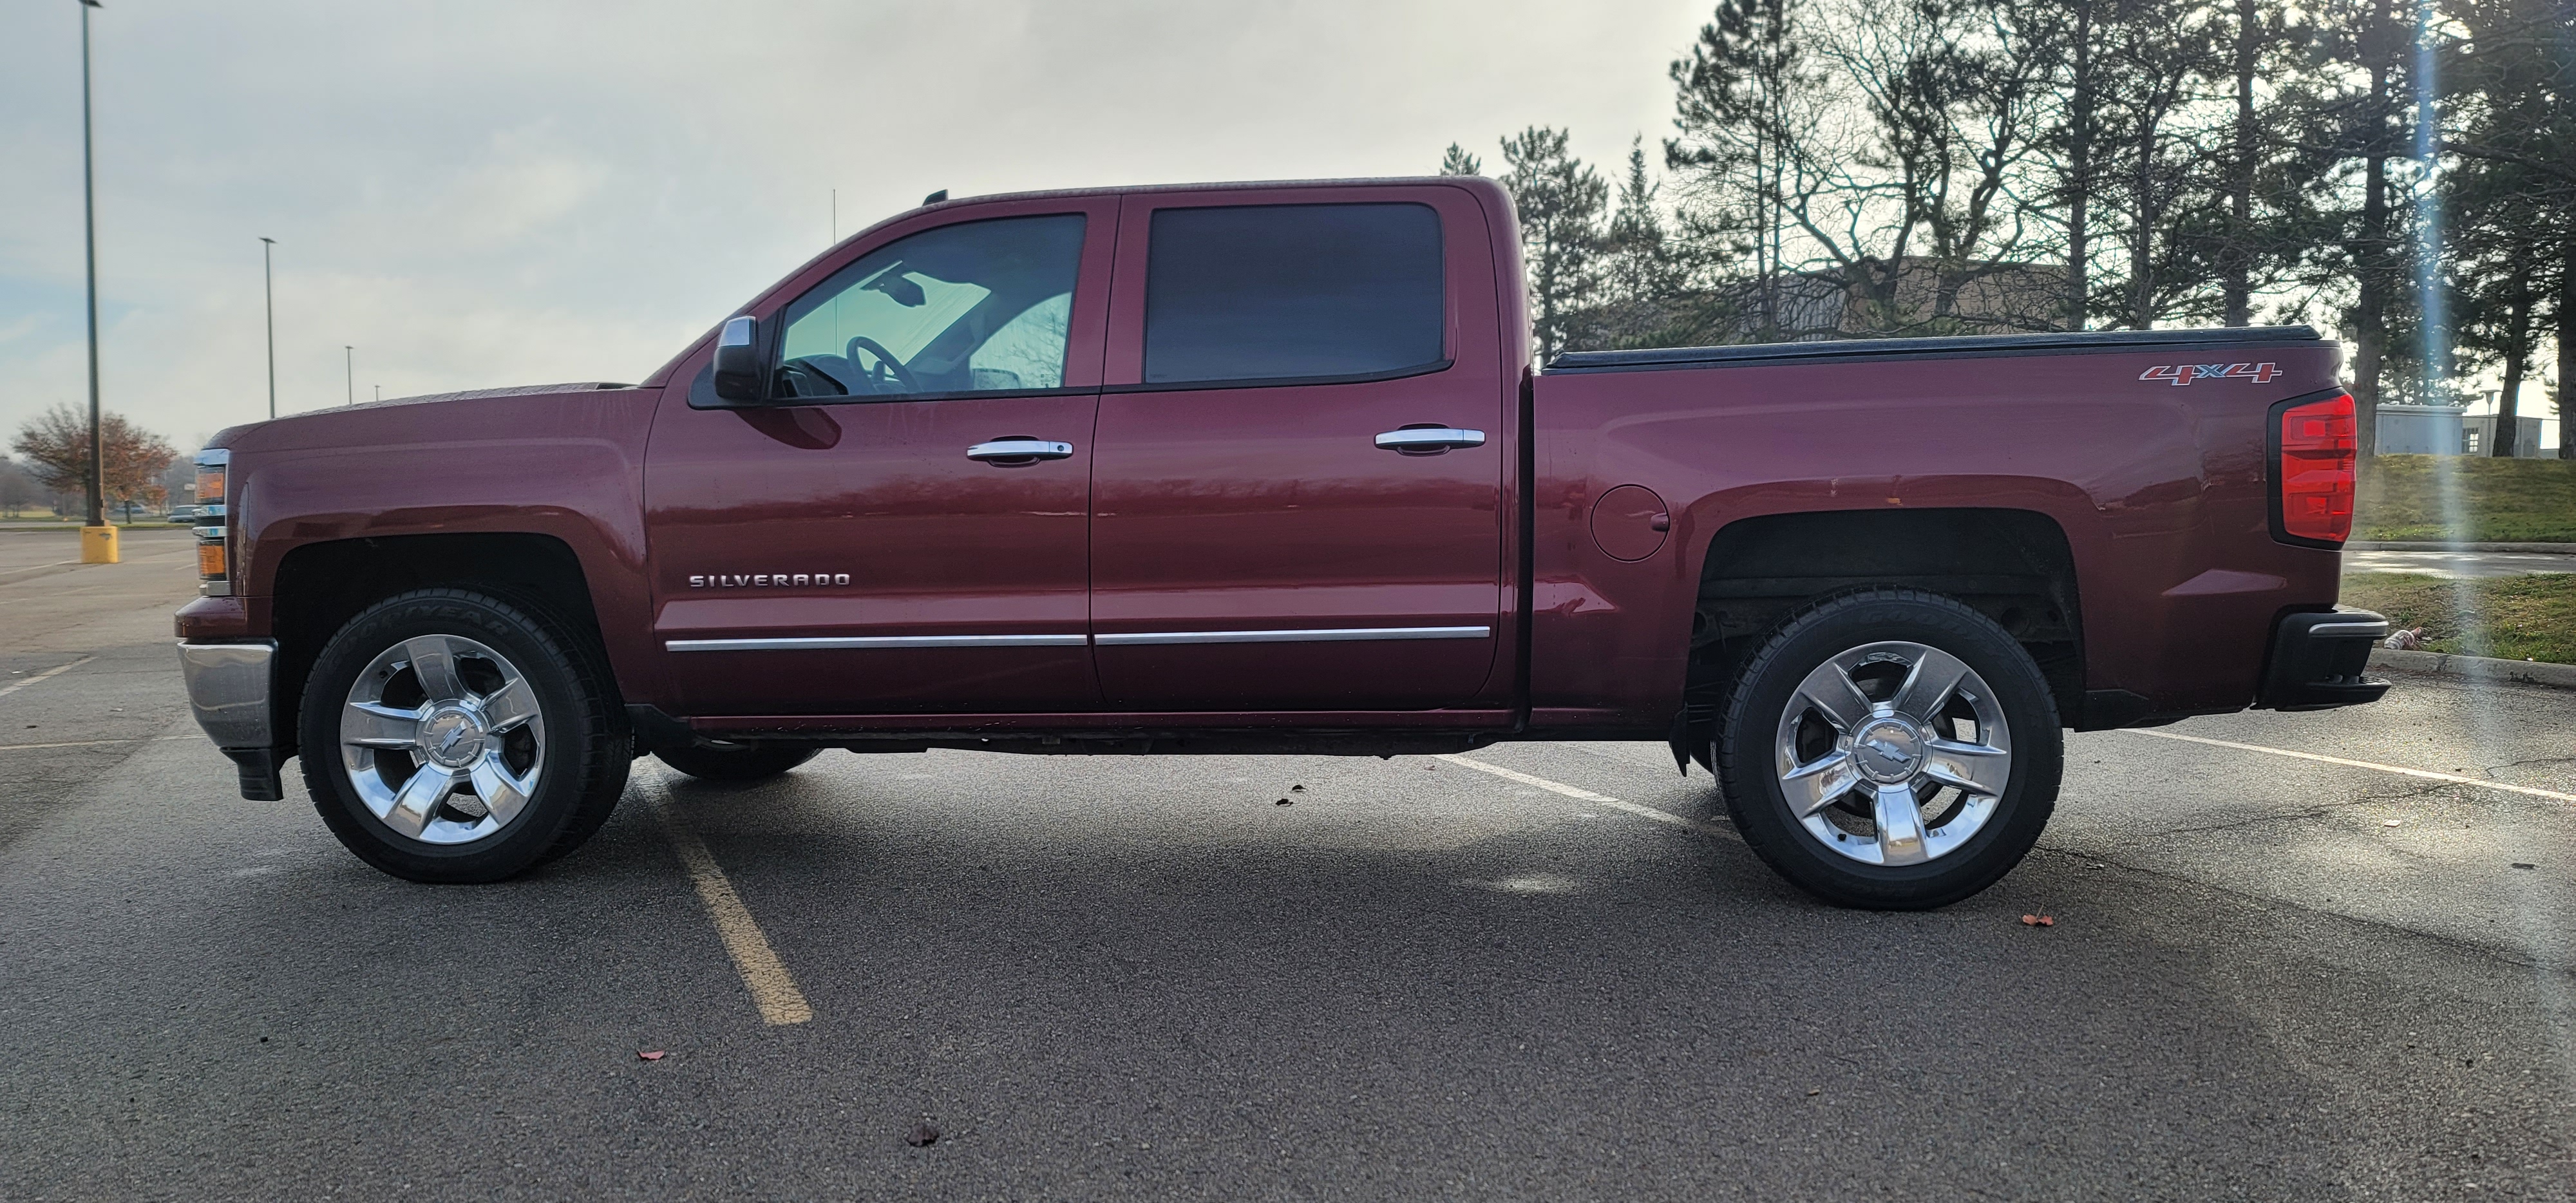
[2377, 405, 2562, 457]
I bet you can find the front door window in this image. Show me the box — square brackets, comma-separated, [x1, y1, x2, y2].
[775, 214, 1086, 399]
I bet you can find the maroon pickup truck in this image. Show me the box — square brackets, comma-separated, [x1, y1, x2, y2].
[174, 176, 2386, 908]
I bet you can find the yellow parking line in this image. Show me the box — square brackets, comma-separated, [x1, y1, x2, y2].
[649, 780, 814, 1026]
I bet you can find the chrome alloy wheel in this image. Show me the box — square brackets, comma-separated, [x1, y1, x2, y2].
[1772, 640, 2012, 867]
[339, 634, 545, 846]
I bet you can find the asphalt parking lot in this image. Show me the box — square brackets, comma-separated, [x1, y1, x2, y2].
[3, 527, 2571, 1200]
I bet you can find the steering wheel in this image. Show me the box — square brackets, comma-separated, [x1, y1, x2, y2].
[843, 336, 920, 393]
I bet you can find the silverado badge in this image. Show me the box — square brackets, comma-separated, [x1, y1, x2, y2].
[688, 573, 853, 588]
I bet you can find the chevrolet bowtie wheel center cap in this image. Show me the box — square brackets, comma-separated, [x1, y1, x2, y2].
[419, 706, 488, 768]
[1853, 719, 1927, 784]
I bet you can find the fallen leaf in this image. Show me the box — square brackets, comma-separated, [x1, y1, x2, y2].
[637, 1050, 665, 1061]
[2020, 914, 2055, 927]
[905, 1121, 942, 1147]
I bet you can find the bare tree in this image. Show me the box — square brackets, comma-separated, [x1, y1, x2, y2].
[0, 459, 36, 518]
[11, 406, 179, 521]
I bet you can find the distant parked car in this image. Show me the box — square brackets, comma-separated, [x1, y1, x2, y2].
[167, 506, 201, 524]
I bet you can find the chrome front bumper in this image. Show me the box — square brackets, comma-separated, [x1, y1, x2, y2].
[178, 640, 275, 747]
[178, 641, 285, 800]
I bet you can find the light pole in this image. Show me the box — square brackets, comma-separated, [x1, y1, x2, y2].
[260, 237, 276, 419]
[77, 0, 113, 563]
[343, 345, 353, 406]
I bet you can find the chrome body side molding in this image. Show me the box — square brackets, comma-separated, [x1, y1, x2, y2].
[666, 627, 1493, 652]
[667, 634, 1090, 652]
[1094, 626, 1492, 646]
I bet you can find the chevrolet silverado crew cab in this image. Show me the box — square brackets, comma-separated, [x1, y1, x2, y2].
[174, 176, 2387, 909]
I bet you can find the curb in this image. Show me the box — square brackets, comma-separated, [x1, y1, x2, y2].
[2370, 647, 2576, 690]
[2347, 541, 2576, 553]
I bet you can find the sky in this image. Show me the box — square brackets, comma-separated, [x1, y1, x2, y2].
[0, 0, 1710, 451]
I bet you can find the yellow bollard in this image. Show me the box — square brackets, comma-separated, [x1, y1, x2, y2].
[79, 525, 119, 564]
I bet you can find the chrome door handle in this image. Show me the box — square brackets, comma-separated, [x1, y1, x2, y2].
[1374, 427, 1486, 454]
[966, 438, 1075, 463]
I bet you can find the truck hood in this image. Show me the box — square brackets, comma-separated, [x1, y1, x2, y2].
[206, 382, 643, 451]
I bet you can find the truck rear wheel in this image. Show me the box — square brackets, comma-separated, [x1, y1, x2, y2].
[1714, 589, 2060, 910]
[299, 589, 630, 883]
[654, 744, 819, 782]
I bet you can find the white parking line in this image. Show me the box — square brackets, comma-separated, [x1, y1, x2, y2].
[2125, 728, 2576, 804]
[1439, 753, 1737, 839]
[0, 656, 95, 701]
[646, 776, 815, 1026]
[0, 734, 204, 753]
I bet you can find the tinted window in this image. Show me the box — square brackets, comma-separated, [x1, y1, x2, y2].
[1143, 204, 1444, 384]
[775, 214, 1084, 399]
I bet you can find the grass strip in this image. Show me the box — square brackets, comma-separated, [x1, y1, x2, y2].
[2354, 455, 2576, 543]
[2338, 572, 2576, 665]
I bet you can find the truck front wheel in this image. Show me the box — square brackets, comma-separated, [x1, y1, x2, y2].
[1714, 589, 2061, 910]
[299, 589, 630, 883]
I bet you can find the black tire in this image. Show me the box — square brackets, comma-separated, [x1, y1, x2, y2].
[1714, 589, 2061, 910]
[299, 589, 630, 883]
[654, 744, 820, 782]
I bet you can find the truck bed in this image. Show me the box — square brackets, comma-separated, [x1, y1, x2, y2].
[1546, 325, 2326, 373]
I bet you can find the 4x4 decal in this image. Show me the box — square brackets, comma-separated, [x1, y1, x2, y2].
[2140, 362, 2280, 386]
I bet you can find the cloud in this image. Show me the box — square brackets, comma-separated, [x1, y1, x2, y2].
[0, 0, 1708, 444]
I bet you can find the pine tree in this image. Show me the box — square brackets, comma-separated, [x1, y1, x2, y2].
[2441, 0, 2575, 457]
[1667, 0, 1805, 339]
[1496, 127, 1609, 360]
[1592, 138, 1687, 345]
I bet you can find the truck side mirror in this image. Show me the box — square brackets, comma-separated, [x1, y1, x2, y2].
[711, 316, 763, 403]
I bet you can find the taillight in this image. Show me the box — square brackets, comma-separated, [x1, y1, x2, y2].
[194, 448, 232, 596]
[2278, 392, 2356, 544]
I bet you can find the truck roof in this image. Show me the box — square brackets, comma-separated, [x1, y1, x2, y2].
[912, 175, 1490, 213]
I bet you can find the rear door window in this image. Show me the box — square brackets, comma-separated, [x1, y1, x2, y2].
[1142, 204, 1444, 385]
